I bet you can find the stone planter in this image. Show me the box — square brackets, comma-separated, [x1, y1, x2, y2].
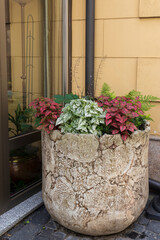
[42, 122, 150, 236]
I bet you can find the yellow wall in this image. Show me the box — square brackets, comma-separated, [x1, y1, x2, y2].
[72, 0, 86, 97]
[72, 0, 160, 135]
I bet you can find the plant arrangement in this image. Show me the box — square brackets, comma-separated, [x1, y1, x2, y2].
[97, 95, 147, 141]
[30, 83, 159, 141]
[29, 97, 62, 134]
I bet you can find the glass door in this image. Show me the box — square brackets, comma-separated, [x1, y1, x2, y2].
[0, 0, 71, 214]
[8, 0, 44, 198]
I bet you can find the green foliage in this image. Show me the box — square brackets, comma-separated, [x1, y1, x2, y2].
[125, 89, 140, 99]
[56, 99, 106, 136]
[8, 104, 33, 136]
[130, 115, 152, 130]
[100, 83, 116, 99]
[34, 117, 41, 128]
[83, 95, 95, 101]
[54, 93, 79, 104]
[126, 90, 160, 112]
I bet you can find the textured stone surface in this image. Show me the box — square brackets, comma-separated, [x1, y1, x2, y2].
[148, 137, 160, 183]
[42, 123, 150, 236]
[2, 198, 160, 240]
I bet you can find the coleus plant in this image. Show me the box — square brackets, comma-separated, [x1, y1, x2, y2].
[97, 95, 149, 141]
[29, 97, 62, 134]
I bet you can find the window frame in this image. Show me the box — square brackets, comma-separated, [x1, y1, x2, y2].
[0, 0, 72, 214]
[0, 0, 10, 215]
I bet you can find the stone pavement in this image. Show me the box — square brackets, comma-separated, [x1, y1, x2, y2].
[1, 197, 160, 240]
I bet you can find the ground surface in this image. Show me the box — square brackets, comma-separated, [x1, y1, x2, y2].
[1, 196, 160, 240]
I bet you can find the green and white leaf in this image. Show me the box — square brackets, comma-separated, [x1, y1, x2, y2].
[56, 99, 105, 136]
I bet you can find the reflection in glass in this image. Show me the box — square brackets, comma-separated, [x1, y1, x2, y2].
[7, 0, 64, 196]
[10, 141, 41, 196]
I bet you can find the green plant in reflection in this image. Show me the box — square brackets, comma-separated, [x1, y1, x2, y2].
[54, 93, 79, 104]
[8, 104, 34, 136]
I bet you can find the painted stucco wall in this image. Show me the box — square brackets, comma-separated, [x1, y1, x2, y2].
[72, 0, 160, 136]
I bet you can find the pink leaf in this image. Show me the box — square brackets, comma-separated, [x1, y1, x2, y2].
[128, 126, 134, 132]
[112, 129, 119, 135]
[131, 112, 139, 118]
[121, 108, 129, 114]
[121, 134, 128, 141]
[111, 122, 119, 128]
[49, 124, 54, 131]
[138, 110, 144, 115]
[45, 110, 51, 116]
[50, 106, 56, 110]
[120, 125, 126, 132]
[105, 113, 112, 120]
[45, 128, 50, 134]
[36, 125, 43, 130]
[116, 115, 127, 124]
[105, 119, 112, 126]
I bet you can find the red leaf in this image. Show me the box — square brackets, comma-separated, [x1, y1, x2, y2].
[105, 113, 112, 120]
[50, 106, 56, 110]
[121, 108, 129, 114]
[120, 125, 126, 132]
[36, 125, 43, 130]
[131, 112, 139, 118]
[128, 126, 134, 132]
[138, 110, 144, 115]
[111, 122, 119, 128]
[45, 128, 50, 134]
[108, 107, 118, 112]
[121, 134, 128, 141]
[49, 124, 54, 131]
[45, 110, 51, 116]
[105, 119, 112, 126]
[112, 129, 119, 134]
[116, 115, 127, 124]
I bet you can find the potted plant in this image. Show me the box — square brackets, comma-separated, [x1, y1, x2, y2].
[30, 88, 158, 236]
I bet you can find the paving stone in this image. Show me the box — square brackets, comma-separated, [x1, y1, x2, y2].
[30, 207, 50, 225]
[126, 231, 140, 239]
[115, 238, 132, 240]
[9, 223, 42, 240]
[45, 219, 58, 231]
[40, 229, 66, 240]
[66, 236, 80, 240]
[50, 231, 67, 240]
[80, 238, 92, 240]
[147, 221, 160, 234]
[2, 196, 160, 240]
[33, 235, 49, 240]
[144, 230, 159, 239]
[95, 236, 116, 240]
[138, 215, 150, 226]
[133, 223, 146, 234]
[0, 236, 10, 240]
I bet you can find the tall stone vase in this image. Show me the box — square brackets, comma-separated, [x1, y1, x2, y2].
[42, 122, 150, 236]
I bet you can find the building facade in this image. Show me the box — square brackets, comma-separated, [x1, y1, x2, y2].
[0, 0, 160, 214]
